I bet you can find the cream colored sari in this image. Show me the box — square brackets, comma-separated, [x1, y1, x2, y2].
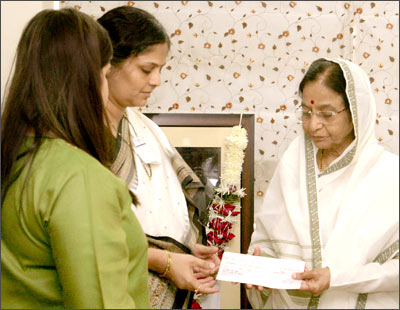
[111, 109, 211, 309]
[247, 59, 399, 309]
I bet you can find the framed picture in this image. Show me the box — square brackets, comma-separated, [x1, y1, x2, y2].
[145, 113, 255, 309]
[175, 146, 221, 200]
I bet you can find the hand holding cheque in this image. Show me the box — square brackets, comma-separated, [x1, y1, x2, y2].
[216, 248, 331, 296]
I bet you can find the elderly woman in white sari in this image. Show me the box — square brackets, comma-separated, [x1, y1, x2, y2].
[246, 58, 399, 309]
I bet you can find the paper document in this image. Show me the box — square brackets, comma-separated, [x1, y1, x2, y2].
[216, 252, 306, 289]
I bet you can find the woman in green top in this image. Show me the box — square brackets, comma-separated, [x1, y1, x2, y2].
[1, 8, 150, 309]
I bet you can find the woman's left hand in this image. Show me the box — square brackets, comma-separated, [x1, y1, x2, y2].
[191, 244, 220, 276]
[166, 252, 218, 295]
[292, 266, 331, 296]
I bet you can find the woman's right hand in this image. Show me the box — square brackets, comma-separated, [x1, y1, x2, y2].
[167, 252, 219, 295]
[244, 246, 268, 291]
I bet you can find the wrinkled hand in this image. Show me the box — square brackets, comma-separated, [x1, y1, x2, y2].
[244, 246, 267, 291]
[192, 244, 220, 277]
[167, 252, 219, 295]
[292, 266, 330, 296]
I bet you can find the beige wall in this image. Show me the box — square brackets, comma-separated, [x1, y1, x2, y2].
[62, 1, 399, 206]
[1, 1, 55, 102]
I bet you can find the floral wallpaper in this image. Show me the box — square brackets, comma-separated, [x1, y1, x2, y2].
[62, 1, 399, 206]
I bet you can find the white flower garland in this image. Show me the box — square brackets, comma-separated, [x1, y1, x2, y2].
[206, 124, 248, 254]
[192, 124, 248, 308]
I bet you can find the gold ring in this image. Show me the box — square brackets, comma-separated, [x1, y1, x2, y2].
[194, 286, 201, 295]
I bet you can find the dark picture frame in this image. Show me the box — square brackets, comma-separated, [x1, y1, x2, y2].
[175, 146, 221, 199]
[145, 113, 255, 309]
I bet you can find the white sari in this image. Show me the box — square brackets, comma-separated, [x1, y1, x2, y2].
[247, 59, 399, 309]
[125, 109, 190, 246]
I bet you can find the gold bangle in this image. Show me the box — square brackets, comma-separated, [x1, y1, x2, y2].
[160, 250, 171, 278]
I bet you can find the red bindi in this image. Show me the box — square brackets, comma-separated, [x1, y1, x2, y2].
[310, 100, 314, 105]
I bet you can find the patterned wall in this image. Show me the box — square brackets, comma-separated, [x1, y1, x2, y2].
[62, 1, 399, 207]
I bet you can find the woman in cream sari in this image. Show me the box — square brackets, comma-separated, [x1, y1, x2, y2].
[98, 6, 220, 309]
[246, 58, 398, 309]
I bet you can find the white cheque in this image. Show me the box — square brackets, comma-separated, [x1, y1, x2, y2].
[216, 252, 306, 289]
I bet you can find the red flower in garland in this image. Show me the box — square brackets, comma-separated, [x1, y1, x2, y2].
[224, 203, 241, 216]
[206, 231, 224, 245]
[221, 231, 235, 241]
[217, 248, 225, 260]
[209, 218, 232, 231]
[211, 203, 240, 216]
[191, 299, 202, 309]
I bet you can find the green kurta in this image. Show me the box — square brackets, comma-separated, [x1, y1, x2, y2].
[1, 137, 150, 309]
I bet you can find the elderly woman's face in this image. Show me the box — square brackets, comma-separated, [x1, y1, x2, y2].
[106, 43, 169, 108]
[301, 79, 354, 152]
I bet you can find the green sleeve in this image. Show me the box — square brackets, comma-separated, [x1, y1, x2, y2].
[45, 168, 137, 309]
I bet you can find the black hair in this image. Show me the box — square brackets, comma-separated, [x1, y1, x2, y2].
[1, 8, 113, 199]
[299, 58, 349, 107]
[98, 5, 170, 67]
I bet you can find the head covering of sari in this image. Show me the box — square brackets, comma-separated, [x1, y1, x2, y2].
[247, 58, 399, 309]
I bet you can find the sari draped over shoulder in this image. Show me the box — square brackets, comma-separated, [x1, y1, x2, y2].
[247, 59, 399, 309]
[111, 109, 211, 309]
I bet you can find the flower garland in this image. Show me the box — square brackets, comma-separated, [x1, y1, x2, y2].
[206, 125, 248, 258]
[191, 124, 248, 309]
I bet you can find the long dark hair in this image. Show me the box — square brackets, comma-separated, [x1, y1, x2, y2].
[299, 58, 349, 108]
[98, 5, 171, 67]
[1, 8, 113, 198]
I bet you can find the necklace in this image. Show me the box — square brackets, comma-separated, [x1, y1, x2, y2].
[111, 121, 122, 138]
[319, 149, 324, 171]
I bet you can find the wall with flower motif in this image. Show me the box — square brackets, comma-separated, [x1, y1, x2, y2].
[62, 1, 399, 208]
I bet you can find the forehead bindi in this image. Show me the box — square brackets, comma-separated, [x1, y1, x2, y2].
[302, 100, 338, 111]
[302, 80, 344, 108]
